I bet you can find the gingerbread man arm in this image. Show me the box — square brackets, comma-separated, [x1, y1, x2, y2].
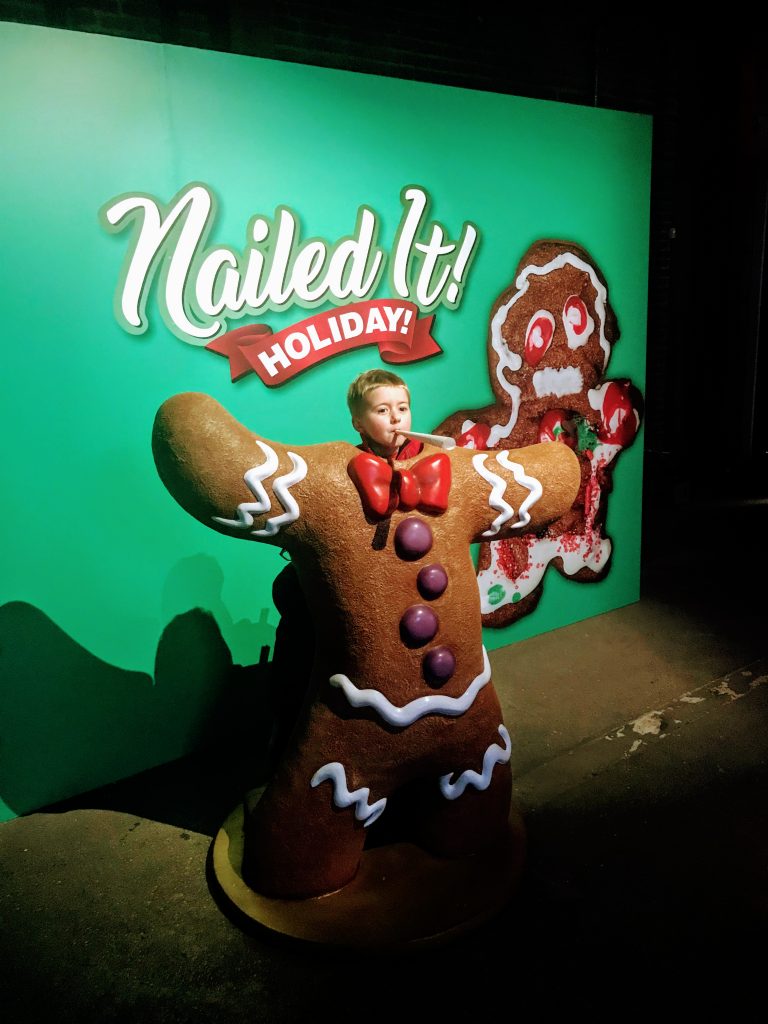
[448, 441, 581, 545]
[152, 391, 341, 550]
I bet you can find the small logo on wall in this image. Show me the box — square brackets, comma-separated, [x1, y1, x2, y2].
[100, 183, 480, 386]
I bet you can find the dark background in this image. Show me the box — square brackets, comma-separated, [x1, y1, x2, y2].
[2, 11, 766, 1015]
[3, 1, 767, 561]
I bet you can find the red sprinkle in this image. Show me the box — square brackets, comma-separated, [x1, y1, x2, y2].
[495, 538, 530, 581]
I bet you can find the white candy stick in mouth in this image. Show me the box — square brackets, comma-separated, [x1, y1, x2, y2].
[399, 429, 456, 451]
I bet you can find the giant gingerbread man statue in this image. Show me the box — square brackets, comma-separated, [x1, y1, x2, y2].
[152, 393, 580, 911]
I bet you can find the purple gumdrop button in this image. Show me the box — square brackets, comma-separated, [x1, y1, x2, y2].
[394, 517, 433, 561]
[400, 604, 439, 647]
[417, 563, 448, 600]
[423, 646, 456, 685]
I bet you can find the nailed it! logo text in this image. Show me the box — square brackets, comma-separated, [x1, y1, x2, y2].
[100, 184, 480, 385]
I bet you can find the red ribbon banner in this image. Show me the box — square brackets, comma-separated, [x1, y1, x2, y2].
[205, 299, 440, 385]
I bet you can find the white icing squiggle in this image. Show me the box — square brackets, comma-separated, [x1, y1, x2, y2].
[212, 439, 278, 528]
[487, 315, 523, 448]
[532, 365, 583, 399]
[439, 725, 512, 800]
[486, 251, 611, 446]
[495, 452, 542, 529]
[310, 762, 387, 827]
[473, 454, 515, 538]
[212, 441, 307, 539]
[330, 648, 491, 728]
[253, 452, 307, 537]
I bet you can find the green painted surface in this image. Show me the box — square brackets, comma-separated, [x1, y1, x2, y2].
[0, 22, 650, 816]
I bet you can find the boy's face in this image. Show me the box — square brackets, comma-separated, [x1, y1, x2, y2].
[353, 385, 412, 457]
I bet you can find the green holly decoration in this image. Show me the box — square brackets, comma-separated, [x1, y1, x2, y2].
[575, 416, 599, 453]
[487, 584, 506, 606]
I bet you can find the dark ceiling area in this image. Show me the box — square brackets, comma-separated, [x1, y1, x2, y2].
[3, 2, 767, 527]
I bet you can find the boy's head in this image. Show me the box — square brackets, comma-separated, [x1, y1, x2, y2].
[347, 369, 412, 458]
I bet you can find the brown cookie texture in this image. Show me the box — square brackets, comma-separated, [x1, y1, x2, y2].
[152, 393, 580, 898]
[433, 239, 642, 629]
[492, 240, 617, 420]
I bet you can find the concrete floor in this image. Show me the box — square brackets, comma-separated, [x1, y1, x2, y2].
[1, 509, 766, 1020]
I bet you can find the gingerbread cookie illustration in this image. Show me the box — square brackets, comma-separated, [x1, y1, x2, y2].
[152, 393, 579, 904]
[435, 240, 642, 627]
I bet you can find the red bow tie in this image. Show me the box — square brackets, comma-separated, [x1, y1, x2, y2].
[349, 451, 451, 519]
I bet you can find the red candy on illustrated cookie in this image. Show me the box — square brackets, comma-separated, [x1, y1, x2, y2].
[434, 239, 643, 628]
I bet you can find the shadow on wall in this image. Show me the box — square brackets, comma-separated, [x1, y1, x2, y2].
[0, 600, 280, 820]
[161, 554, 276, 667]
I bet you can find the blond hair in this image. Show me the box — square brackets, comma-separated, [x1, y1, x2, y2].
[346, 369, 410, 418]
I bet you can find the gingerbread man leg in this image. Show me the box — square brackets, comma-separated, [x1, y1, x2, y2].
[416, 762, 512, 858]
[242, 720, 389, 898]
[410, 704, 513, 858]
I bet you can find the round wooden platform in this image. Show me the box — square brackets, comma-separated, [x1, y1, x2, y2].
[211, 800, 526, 949]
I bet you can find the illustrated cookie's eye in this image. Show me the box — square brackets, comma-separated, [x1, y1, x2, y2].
[562, 296, 594, 350]
[523, 310, 555, 367]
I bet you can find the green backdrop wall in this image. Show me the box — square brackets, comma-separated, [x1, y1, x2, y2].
[0, 21, 651, 819]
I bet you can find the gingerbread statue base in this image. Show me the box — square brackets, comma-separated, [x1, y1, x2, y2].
[212, 791, 526, 949]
